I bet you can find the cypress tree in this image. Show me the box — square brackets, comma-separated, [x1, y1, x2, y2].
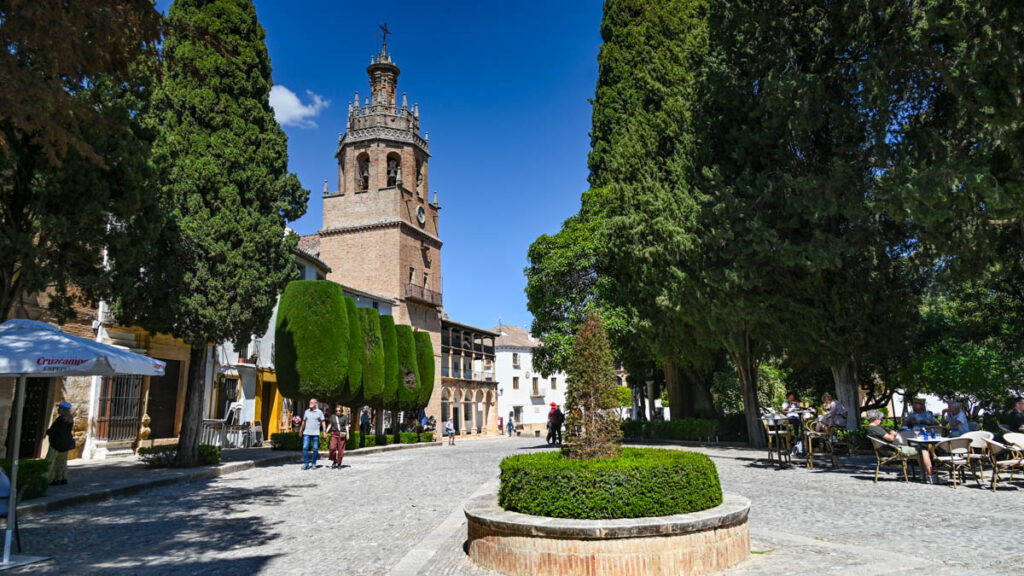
[394, 325, 421, 411]
[378, 314, 400, 433]
[274, 281, 348, 402]
[562, 311, 621, 459]
[121, 0, 308, 466]
[344, 297, 363, 403]
[413, 331, 435, 411]
[357, 307, 385, 407]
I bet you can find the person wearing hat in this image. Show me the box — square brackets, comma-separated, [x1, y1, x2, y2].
[45, 401, 75, 485]
[547, 403, 565, 445]
[903, 398, 938, 428]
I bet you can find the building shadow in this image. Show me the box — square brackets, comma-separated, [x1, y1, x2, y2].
[15, 481, 299, 575]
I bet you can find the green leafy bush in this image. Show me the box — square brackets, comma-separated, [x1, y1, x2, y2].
[620, 418, 721, 441]
[420, 431, 434, 443]
[271, 432, 302, 450]
[344, 296, 363, 400]
[379, 314, 400, 410]
[398, 432, 419, 444]
[0, 458, 51, 500]
[137, 444, 220, 467]
[499, 448, 722, 519]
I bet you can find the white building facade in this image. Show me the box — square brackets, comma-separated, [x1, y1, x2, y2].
[493, 325, 567, 438]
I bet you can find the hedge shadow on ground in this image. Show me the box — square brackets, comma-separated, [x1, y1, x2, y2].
[18, 481, 300, 575]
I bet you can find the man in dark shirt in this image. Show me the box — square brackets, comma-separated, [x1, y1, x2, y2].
[866, 409, 936, 484]
[1008, 397, 1024, 431]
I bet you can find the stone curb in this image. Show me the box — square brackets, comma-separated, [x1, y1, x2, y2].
[19, 441, 438, 518]
[464, 491, 750, 540]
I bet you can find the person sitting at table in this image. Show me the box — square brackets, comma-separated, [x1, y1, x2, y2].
[903, 398, 938, 428]
[780, 393, 805, 453]
[816, 392, 847, 435]
[1007, 397, 1024, 431]
[866, 409, 937, 484]
[781, 392, 801, 415]
[943, 400, 970, 437]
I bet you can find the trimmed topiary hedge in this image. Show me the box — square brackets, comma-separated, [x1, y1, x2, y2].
[621, 418, 721, 442]
[378, 314, 400, 411]
[498, 448, 722, 519]
[137, 444, 221, 467]
[357, 307, 385, 406]
[413, 331, 435, 409]
[274, 281, 349, 401]
[344, 296, 363, 401]
[394, 325, 421, 410]
[0, 458, 51, 500]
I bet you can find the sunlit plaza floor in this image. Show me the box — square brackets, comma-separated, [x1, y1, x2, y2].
[9, 436, 1022, 575]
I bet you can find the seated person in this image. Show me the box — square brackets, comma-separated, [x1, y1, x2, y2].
[866, 409, 936, 484]
[944, 400, 970, 437]
[903, 398, 938, 427]
[1008, 397, 1024, 431]
[781, 392, 802, 415]
[816, 392, 847, 434]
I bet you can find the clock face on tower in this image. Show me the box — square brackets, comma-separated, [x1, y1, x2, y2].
[416, 206, 426, 226]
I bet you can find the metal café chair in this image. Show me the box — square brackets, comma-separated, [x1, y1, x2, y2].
[868, 436, 917, 483]
[933, 438, 972, 488]
[983, 438, 1023, 491]
[960, 431, 994, 486]
[761, 416, 792, 467]
[803, 419, 837, 469]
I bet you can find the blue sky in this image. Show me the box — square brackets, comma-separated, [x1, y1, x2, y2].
[155, 0, 603, 331]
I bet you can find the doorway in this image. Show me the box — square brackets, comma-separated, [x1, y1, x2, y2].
[6, 377, 51, 458]
[147, 359, 180, 439]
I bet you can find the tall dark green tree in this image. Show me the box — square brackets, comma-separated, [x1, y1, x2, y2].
[394, 324, 421, 411]
[274, 281, 349, 402]
[377, 314, 399, 434]
[119, 0, 307, 466]
[413, 331, 435, 411]
[344, 297, 363, 402]
[356, 307, 385, 407]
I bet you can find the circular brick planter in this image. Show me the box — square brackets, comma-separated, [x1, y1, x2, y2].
[465, 492, 750, 576]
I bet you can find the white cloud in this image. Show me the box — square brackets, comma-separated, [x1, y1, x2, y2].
[269, 85, 329, 128]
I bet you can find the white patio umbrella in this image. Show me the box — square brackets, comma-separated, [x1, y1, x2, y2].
[0, 319, 165, 567]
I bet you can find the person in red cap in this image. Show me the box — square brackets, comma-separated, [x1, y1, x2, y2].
[547, 403, 565, 445]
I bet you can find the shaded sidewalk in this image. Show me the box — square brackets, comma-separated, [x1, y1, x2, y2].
[19, 441, 438, 518]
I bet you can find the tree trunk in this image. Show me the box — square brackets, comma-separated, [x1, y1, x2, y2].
[646, 378, 656, 422]
[681, 366, 718, 419]
[831, 358, 859, 431]
[173, 344, 208, 467]
[732, 343, 764, 448]
[374, 407, 383, 436]
[664, 358, 685, 420]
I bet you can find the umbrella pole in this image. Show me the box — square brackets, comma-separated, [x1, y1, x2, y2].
[3, 375, 26, 564]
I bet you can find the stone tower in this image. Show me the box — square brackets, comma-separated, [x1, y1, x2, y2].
[318, 41, 444, 416]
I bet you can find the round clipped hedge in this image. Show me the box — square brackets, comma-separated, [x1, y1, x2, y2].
[498, 448, 722, 520]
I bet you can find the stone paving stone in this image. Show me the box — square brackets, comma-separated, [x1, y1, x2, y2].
[8, 436, 541, 575]
[423, 443, 1024, 576]
[8, 439, 1023, 575]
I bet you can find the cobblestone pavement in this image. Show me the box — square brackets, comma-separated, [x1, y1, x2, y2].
[425, 444, 1024, 576]
[11, 436, 540, 576]
[11, 439, 1023, 575]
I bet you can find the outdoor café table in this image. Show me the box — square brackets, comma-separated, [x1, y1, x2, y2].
[905, 435, 949, 465]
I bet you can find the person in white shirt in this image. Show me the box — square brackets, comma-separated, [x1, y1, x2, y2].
[944, 400, 970, 437]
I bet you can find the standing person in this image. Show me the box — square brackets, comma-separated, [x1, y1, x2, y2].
[553, 404, 565, 445]
[327, 406, 349, 469]
[444, 419, 456, 445]
[45, 401, 75, 485]
[301, 398, 325, 470]
[547, 403, 562, 445]
[498, 416, 504, 436]
[359, 409, 371, 436]
[506, 415, 515, 437]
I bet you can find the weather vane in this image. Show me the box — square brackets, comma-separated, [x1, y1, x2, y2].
[379, 23, 391, 53]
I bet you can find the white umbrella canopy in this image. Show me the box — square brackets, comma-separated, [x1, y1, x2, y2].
[0, 318, 165, 565]
[0, 319, 166, 377]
